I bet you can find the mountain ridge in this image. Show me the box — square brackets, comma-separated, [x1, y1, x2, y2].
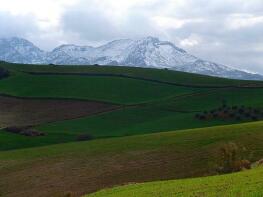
[0, 36, 262, 80]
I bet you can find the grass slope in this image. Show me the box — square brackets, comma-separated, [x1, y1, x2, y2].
[2, 63, 263, 150]
[1, 121, 263, 196]
[0, 72, 196, 104]
[36, 86, 263, 151]
[1, 62, 258, 87]
[37, 105, 237, 138]
[88, 167, 263, 197]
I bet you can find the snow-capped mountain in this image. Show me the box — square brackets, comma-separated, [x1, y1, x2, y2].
[0, 37, 46, 64]
[0, 36, 262, 80]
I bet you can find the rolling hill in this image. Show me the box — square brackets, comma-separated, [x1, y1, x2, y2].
[1, 121, 263, 196]
[1, 62, 263, 150]
[0, 62, 263, 196]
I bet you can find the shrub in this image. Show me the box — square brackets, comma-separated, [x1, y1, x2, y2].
[223, 110, 229, 114]
[195, 114, 200, 119]
[255, 159, 263, 166]
[5, 127, 22, 133]
[235, 116, 241, 121]
[210, 109, 216, 114]
[245, 113, 251, 118]
[232, 106, 238, 110]
[229, 113, 235, 118]
[213, 113, 218, 118]
[199, 115, 206, 120]
[5, 126, 45, 137]
[217, 142, 251, 174]
[233, 160, 251, 171]
[76, 134, 94, 141]
[0, 67, 9, 79]
[238, 108, 245, 114]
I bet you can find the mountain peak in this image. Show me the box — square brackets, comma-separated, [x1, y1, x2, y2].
[0, 37, 262, 80]
[2, 37, 33, 45]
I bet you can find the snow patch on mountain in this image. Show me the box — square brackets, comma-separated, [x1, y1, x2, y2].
[0, 36, 262, 80]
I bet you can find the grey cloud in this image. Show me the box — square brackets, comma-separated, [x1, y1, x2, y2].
[0, 11, 38, 38]
[62, 6, 118, 41]
[61, 1, 161, 42]
[160, 0, 263, 73]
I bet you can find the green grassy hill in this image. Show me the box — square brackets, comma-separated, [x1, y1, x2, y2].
[1, 121, 263, 196]
[1, 62, 263, 150]
[87, 167, 263, 197]
[0, 72, 194, 104]
[1, 62, 263, 196]
[2, 61, 261, 87]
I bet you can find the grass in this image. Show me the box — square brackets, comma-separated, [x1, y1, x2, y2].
[1, 63, 263, 196]
[37, 106, 237, 139]
[0, 96, 242, 151]
[1, 121, 263, 196]
[1, 62, 259, 87]
[1, 63, 263, 150]
[163, 87, 263, 111]
[87, 167, 263, 197]
[0, 72, 196, 104]
[34, 87, 263, 151]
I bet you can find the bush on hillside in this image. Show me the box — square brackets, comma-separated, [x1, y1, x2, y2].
[217, 142, 251, 174]
[5, 126, 45, 137]
[255, 159, 263, 167]
[0, 67, 9, 79]
[76, 134, 94, 141]
[195, 103, 263, 122]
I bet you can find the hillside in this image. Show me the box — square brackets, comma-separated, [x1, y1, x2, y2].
[1, 121, 263, 196]
[87, 167, 263, 197]
[1, 62, 263, 196]
[1, 62, 263, 150]
[2, 61, 262, 87]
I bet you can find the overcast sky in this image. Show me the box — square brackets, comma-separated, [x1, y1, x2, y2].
[0, 0, 262, 73]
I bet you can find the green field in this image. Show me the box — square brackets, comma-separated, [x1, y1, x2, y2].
[88, 167, 263, 197]
[1, 62, 263, 150]
[2, 61, 261, 87]
[1, 121, 263, 196]
[0, 72, 195, 104]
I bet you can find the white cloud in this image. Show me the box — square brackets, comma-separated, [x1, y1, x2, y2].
[180, 35, 202, 47]
[226, 14, 263, 30]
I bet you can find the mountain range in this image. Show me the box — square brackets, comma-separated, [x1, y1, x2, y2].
[0, 36, 262, 80]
